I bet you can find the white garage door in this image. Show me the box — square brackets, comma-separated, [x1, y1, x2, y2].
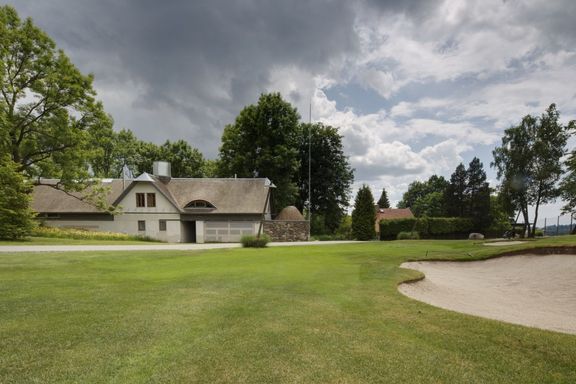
[204, 221, 255, 242]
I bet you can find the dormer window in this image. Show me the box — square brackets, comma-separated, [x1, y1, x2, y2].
[185, 200, 215, 209]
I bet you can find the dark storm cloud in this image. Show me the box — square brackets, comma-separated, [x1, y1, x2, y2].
[362, 0, 442, 18]
[10, 0, 359, 155]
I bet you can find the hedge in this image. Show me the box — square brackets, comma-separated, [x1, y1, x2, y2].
[380, 217, 474, 240]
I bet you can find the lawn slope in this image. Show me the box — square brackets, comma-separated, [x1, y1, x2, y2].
[1, 238, 575, 383]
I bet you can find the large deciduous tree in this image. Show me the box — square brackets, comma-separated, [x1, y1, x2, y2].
[218, 93, 300, 211]
[0, 155, 35, 239]
[296, 123, 354, 234]
[397, 175, 449, 217]
[560, 151, 576, 219]
[0, 6, 107, 186]
[492, 104, 571, 237]
[352, 185, 376, 240]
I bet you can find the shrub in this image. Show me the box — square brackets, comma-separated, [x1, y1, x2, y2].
[32, 226, 161, 242]
[379, 218, 417, 240]
[241, 234, 270, 248]
[380, 217, 474, 240]
[534, 229, 544, 237]
[397, 231, 420, 240]
[312, 234, 348, 241]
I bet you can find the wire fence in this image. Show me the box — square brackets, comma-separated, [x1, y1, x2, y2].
[535, 214, 575, 236]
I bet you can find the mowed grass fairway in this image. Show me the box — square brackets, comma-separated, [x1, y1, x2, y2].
[1, 239, 575, 383]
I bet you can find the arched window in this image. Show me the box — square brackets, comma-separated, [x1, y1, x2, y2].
[184, 200, 215, 209]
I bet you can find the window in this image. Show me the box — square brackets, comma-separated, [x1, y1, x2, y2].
[136, 192, 156, 207]
[159, 220, 167, 231]
[138, 220, 146, 231]
[184, 200, 215, 209]
[147, 193, 156, 207]
[136, 193, 146, 207]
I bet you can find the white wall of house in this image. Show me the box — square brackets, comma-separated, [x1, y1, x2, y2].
[43, 213, 182, 243]
[119, 183, 179, 214]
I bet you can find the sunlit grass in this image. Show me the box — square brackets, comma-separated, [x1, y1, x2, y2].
[1, 237, 575, 383]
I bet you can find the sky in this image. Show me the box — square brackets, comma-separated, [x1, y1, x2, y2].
[8, 0, 576, 223]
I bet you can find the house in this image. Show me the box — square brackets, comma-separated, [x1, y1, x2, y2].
[375, 207, 415, 233]
[32, 164, 273, 243]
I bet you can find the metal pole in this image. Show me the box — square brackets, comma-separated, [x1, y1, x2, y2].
[557, 216, 560, 236]
[308, 100, 312, 240]
[544, 218, 547, 236]
[257, 186, 272, 239]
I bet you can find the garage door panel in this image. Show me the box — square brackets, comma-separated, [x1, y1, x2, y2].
[204, 221, 255, 242]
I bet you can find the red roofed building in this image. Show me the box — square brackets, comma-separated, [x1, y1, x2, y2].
[375, 207, 415, 233]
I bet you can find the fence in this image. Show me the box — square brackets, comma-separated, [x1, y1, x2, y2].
[535, 214, 575, 236]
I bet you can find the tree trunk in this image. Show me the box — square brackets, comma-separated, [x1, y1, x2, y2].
[522, 206, 530, 238]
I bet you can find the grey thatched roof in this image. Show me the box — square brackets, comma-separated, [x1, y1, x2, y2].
[32, 177, 271, 215]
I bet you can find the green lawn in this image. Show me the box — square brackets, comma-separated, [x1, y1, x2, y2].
[1, 238, 575, 383]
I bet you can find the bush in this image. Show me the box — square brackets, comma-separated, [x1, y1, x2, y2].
[241, 234, 270, 248]
[32, 226, 161, 242]
[397, 231, 420, 240]
[534, 229, 544, 237]
[380, 217, 474, 240]
[312, 234, 348, 241]
[379, 218, 417, 240]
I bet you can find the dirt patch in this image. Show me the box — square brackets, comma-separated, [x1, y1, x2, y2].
[399, 253, 576, 334]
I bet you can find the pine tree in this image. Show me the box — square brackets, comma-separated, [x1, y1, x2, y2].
[445, 163, 467, 217]
[466, 157, 491, 232]
[352, 185, 376, 240]
[377, 188, 390, 209]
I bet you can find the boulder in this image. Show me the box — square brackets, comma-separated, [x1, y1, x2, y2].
[469, 232, 485, 240]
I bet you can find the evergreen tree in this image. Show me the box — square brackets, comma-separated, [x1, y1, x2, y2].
[377, 188, 390, 209]
[352, 185, 376, 240]
[445, 163, 467, 217]
[0, 156, 36, 240]
[466, 157, 491, 231]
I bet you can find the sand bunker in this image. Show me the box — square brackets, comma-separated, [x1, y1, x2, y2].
[399, 254, 576, 334]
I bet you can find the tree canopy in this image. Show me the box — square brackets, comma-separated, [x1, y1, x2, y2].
[218, 93, 301, 211]
[560, 151, 576, 216]
[397, 175, 449, 217]
[296, 123, 354, 234]
[492, 104, 572, 237]
[0, 155, 35, 239]
[0, 5, 108, 189]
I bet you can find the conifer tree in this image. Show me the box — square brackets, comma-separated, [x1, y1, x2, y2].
[377, 188, 390, 209]
[352, 185, 376, 240]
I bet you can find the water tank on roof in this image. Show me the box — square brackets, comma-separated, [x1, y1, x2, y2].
[153, 161, 171, 179]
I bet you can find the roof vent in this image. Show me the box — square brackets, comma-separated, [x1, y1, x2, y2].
[153, 161, 171, 181]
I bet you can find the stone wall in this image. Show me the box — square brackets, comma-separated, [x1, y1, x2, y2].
[263, 220, 309, 242]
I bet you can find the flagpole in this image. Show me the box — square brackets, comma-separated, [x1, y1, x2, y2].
[308, 98, 312, 240]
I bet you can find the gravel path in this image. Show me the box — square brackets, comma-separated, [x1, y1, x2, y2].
[399, 254, 576, 334]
